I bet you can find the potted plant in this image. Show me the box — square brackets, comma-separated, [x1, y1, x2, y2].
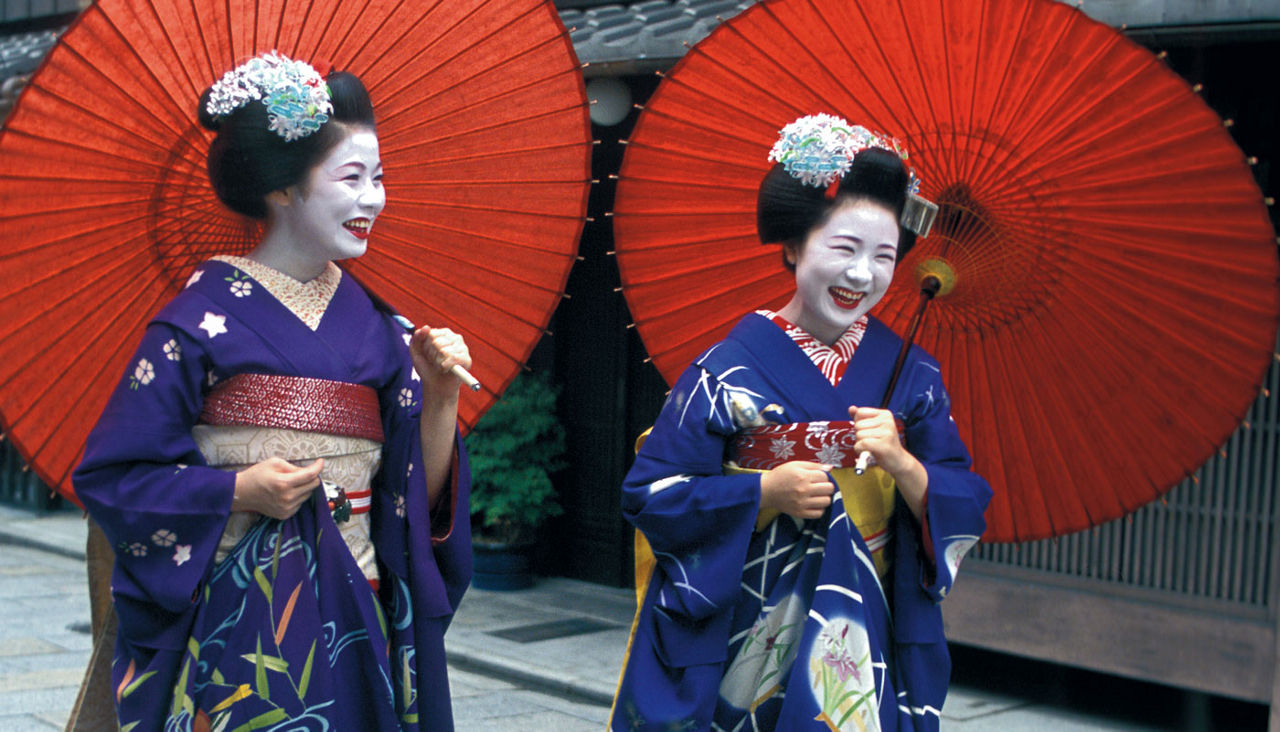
[464, 369, 566, 589]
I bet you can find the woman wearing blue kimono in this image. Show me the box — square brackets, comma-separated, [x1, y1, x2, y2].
[610, 115, 993, 731]
[74, 52, 473, 730]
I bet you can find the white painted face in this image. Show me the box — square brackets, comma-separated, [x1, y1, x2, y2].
[273, 128, 385, 266]
[779, 198, 900, 345]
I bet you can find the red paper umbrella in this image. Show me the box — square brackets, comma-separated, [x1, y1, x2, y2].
[612, 0, 1279, 542]
[0, 0, 591, 502]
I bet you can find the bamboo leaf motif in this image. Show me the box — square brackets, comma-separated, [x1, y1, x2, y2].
[172, 658, 192, 716]
[275, 582, 302, 646]
[401, 649, 412, 706]
[254, 636, 269, 698]
[120, 670, 156, 700]
[298, 640, 316, 700]
[187, 636, 201, 661]
[120, 723, 140, 732]
[210, 683, 253, 713]
[115, 658, 136, 703]
[229, 707, 287, 732]
[211, 668, 225, 686]
[270, 530, 282, 580]
[253, 567, 272, 604]
[242, 652, 290, 674]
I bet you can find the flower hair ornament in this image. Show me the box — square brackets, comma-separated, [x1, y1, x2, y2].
[205, 51, 333, 142]
[768, 113, 938, 237]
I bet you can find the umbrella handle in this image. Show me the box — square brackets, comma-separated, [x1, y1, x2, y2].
[450, 364, 482, 392]
[854, 275, 941, 475]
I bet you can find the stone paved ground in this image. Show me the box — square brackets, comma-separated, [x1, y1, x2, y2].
[0, 543, 90, 730]
[0, 540, 613, 731]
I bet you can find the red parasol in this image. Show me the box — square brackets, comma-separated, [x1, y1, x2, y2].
[611, 0, 1280, 542]
[0, 0, 592, 502]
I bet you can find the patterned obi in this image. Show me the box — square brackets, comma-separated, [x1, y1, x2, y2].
[727, 421, 897, 579]
[194, 374, 384, 583]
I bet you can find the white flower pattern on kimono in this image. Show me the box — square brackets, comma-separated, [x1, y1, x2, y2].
[395, 494, 407, 518]
[130, 359, 155, 390]
[151, 529, 177, 547]
[163, 339, 182, 361]
[127, 542, 147, 557]
[398, 388, 417, 408]
[229, 279, 253, 298]
[198, 312, 228, 339]
[173, 545, 192, 566]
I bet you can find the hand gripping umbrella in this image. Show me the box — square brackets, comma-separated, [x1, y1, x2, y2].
[0, 0, 593, 503]
[611, 0, 1280, 542]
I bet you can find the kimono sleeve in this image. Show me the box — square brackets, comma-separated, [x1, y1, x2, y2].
[895, 353, 992, 603]
[621, 363, 761, 620]
[370, 314, 472, 619]
[73, 323, 236, 650]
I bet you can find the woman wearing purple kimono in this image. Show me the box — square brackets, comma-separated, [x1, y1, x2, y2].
[610, 116, 993, 731]
[74, 52, 473, 730]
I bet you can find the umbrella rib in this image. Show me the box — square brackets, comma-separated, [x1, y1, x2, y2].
[137, 0, 217, 116]
[621, 248, 771, 288]
[612, 230, 756, 254]
[1, 248, 169, 425]
[386, 63, 584, 130]
[0, 206, 162, 275]
[392, 139, 593, 168]
[631, 268, 786, 324]
[620, 138, 765, 176]
[612, 172, 755, 193]
[388, 101, 586, 151]
[357, 0, 496, 94]
[86, 9, 206, 141]
[393, 176, 596, 189]
[838, 0, 930, 141]
[377, 4, 563, 105]
[392, 198, 585, 221]
[804, 0, 909, 137]
[0, 122, 198, 181]
[377, 219, 578, 271]
[964, 5, 1087, 187]
[980, 22, 1135, 188]
[743, 2, 879, 131]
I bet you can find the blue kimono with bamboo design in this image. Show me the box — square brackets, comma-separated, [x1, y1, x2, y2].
[74, 259, 472, 730]
[610, 313, 991, 731]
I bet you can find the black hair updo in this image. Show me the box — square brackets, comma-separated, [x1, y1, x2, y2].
[198, 68, 377, 220]
[756, 146, 918, 268]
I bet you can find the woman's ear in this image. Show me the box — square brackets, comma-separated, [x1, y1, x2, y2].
[782, 242, 799, 267]
[265, 189, 291, 208]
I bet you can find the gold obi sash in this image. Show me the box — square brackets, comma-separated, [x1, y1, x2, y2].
[193, 374, 384, 583]
[728, 421, 897, 580]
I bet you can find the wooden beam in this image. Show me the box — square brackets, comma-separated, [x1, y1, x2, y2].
[943, 567, 1275, 703]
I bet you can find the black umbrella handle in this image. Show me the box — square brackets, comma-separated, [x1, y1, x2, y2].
[854, 275, 941, 474]
[880, 275, 942, 409]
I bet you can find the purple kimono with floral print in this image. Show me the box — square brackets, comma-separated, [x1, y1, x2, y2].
[74, 259, 472, 730]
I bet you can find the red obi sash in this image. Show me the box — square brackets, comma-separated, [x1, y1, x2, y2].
[200, 373, 385, 443]
[729, 420, 859, 470]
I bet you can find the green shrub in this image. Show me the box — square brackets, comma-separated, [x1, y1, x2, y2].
[464, 370, 566, 545]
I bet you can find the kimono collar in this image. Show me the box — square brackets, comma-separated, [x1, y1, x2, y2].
[214, 255, 342, 330]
